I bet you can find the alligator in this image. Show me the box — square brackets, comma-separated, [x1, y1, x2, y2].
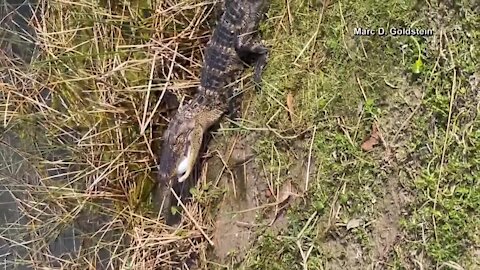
[155, 0, 269, 220]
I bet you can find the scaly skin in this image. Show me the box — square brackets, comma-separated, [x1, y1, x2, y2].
[156, 0, 269, 216]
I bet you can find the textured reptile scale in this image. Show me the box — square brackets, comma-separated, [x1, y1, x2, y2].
[199, 1, 247, 108]
[155, 0, 268, 223]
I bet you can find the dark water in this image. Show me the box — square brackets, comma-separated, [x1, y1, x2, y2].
[1, 1, 37, 268]
[0, 0, 37, 63]
[0, 132, 117, 268]
[1, 1, 118, 269]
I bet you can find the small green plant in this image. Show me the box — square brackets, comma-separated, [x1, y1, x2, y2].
[411, 36, 424, 74]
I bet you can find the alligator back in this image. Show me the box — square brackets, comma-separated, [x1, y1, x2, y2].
[199, 0, 267, 104]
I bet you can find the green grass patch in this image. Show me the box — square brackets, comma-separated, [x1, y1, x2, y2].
[1, 0, 479, 269]
[243, 0, 480, 268]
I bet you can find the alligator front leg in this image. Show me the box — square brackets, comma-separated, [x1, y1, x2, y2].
[235, 34, 268, 88]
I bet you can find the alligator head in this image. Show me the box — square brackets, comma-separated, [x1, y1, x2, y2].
[157, 100, 224, 187]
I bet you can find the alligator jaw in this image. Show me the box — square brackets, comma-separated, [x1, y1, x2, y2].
[157, 105, 224, 186]
[176, 125, 203, 183]
[175, 108, 224, 182]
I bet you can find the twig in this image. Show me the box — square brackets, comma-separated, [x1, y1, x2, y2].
[305, 125, 316, 191]
[293, 0, 328, 63]
[432, 41, 457, 241]
[170, 188, 215, 246]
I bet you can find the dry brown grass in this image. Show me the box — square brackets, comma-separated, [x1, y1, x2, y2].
[0, 0, 224, 269]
